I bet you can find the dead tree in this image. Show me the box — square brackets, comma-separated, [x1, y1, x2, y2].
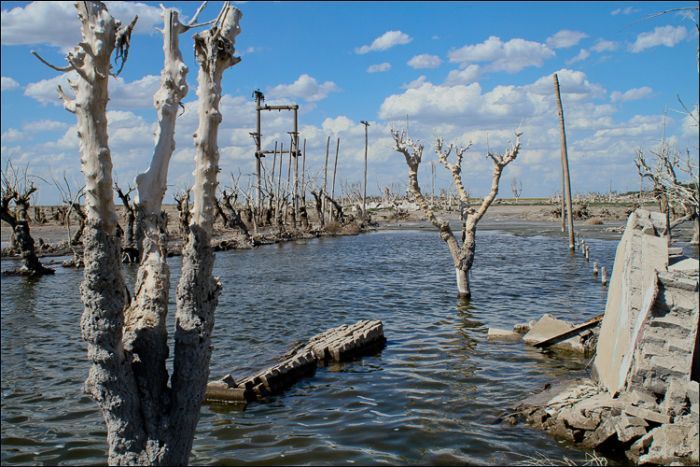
[216, 189, 252, 243]
[69, 201, 87, 245]
[311, 188, 325, 229]
[323, 192, 347, 224]
[1, 163, 54, 275]
[392, 128, 521, 298]
[115, 183, 138, 262]
[34, 1, 242, 465]
[636, 143, 699, 244]
[510, 178, 523, 203]
[174, 189, 192, 237]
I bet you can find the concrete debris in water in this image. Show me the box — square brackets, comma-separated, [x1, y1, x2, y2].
[512, 210, 699, 465]
[487, 313, 600, 355]
[204, 320, 386, 406]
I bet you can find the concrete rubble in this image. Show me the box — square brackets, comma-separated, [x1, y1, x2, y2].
[205, 320, 386, 406]
[488, 313, 600, 355]
[511, 210, 699, 465]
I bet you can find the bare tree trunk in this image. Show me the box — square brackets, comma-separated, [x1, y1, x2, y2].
[42, 3, 144, 463]
[1, 188, 54, 275]
[393, 129, 520, 299]
[37, 2, 242, 465]
[311, 190, 325, 229]
[170, 7, 241, 463]
[174, 190, 192, 237]
[115, 184, 138, 262]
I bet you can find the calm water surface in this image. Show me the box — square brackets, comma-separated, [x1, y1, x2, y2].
[1, 229, 617, 465]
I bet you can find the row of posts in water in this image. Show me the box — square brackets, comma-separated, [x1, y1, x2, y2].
[578, 237, 608, 287]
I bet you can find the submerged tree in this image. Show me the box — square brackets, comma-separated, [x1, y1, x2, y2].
[1, 163, 54, 276]
[34, 1, 242, 464]
[392, 128, 521, 298]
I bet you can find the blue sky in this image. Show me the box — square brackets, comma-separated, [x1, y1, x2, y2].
[1, 1, 698, 205]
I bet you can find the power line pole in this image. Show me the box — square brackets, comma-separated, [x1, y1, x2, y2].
[553, 73, 575, 251]
[360, 120, 370, 216]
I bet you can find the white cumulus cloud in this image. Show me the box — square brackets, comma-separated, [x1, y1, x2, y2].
[448, 36, 554, 73]
[367, 63, 391, 73]
[407, 54, 442, 69]
[1, 1, 162, 49]
[546, 30, 588, 49]
[591, 40, 618, 53]
[24, 73, 160, 109]
[566, 49, 590, 64]
[1, 76, 20, 91]
[629, 25, 688, 53]
[610, 86, 653, 103]
[443, 64, 481, 86]
[355, 30, 412, 54]
[268, 74, 339, 102]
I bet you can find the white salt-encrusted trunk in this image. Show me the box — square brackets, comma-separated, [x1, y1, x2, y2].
[38, 2, 243, 465]
[121, 7, 194, 463]
[171, 4, 242, 463]
[48, 2, 146, 464]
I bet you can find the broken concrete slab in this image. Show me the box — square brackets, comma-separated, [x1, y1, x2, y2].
[623, 404, 671, 425]
[522, 313, 598, 354]
[487, 328, 521, 342]
[523, 314, 572, 344]
[613, 413, 648, 443]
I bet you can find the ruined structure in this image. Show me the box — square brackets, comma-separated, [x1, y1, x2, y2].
[515, 210, 699, 465]
[205, 320, 385, 405]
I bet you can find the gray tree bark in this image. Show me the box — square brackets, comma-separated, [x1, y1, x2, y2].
[171, 4, 241, 463]
[36, 2, 242, 465]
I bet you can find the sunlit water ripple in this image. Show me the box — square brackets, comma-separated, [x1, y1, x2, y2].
[2, 229, 617, 465]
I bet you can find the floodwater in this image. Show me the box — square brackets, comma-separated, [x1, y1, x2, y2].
[1, 228, 618, 465]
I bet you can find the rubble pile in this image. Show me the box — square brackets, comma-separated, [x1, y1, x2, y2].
[512, 210, 699, 465]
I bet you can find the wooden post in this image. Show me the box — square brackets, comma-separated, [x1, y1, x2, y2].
[601, 266, 608, 286]
[560, 168, 566, 233]
[331, 137, 340, 201]
[255, 91, 263, 214]
[277, 142, 284, 218]
[323, 135, 330, 218]
[553, 73, 575, 251]
[293, 106, 299, 223]
[431, 161, 435, 205]
[301, 138, 307, 205]
[361, 120, 370, 215]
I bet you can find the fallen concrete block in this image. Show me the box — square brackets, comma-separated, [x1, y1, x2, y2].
[624, 405, 671, 424]
[581, 416, 616, 448]
[487, 328, 521, 342]
[523, 314, 573, 344]
[613, 413, 648, 443]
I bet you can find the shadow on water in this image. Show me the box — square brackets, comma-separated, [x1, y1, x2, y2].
[2, 229, 618, 465]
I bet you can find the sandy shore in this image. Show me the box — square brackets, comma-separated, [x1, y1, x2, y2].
[3, 202, 696, 258]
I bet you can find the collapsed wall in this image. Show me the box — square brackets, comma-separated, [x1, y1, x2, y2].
[515, 210, 699, 464]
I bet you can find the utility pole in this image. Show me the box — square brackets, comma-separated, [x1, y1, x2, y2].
[292, 106, 299, 222]
[253, 90, 264, 214]
[361, 120, 370, 216]
[553, 73, 575, 251]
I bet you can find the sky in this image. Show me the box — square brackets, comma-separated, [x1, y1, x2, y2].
[1, 1, 698, 205]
